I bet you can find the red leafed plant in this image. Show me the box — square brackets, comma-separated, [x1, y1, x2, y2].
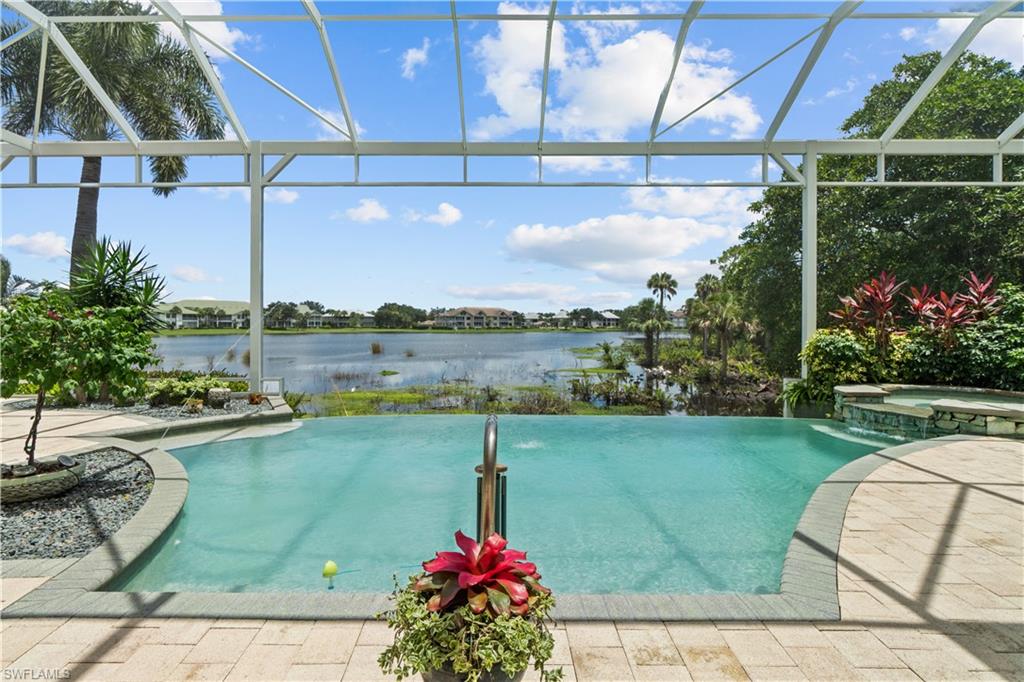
[960, 272, 1001, 320]
[828, 292, 867, 329]
[929, 291, 975, 348]
[830, 271, 905, 359]
[903, 284, 938, 325]
[414, 530, 550, 617]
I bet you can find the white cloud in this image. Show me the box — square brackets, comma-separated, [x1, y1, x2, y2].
[626, 181, 761, 233]
[266, 188, 299, 204]
[401, 38, 431, 80]
[898, 27, 918, 41]
[312, 107, 366, 141]
[903, 17, 1024, 68]
[171, 265, 222, 283]
[197, 187, 299, 204]
[472, 4, 760, 140]
[505, 213, 728, 284]
[341, 198, 390, 223]
[3, 231, 68, 260]
[424, 202, 463, 226]
[542, 156, 633, 175]
[445, 282, 632, 307]
[138, 1, 250, 58]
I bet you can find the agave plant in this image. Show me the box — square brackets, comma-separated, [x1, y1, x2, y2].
[70, 237, 165, 330]
[960, 272, 1001, 320]
[414, 530, 550, 617]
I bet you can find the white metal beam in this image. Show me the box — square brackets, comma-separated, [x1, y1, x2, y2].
[186, 23, 351, 140]
[32, 32, 48, 141]
[249, 142, 264, 392]
[657, 23, 824, 139]
[261, 153, 296, 183]
[1, 129, 33, 150]
[3, 138, 1023, 159]
[301, 0, 358, 146]
[7, 1, 141, 147]
[880, 1, 1016, 145]
[450, 0, 468, 181]
[770, 152, 804, 183]
[997, 112, 1024, 147]
[151, 0, 249, 148]
[0, 156, 16, 171]
[800, 144, 818, 378]
[537, 0, 558, 158]
[0, 23, 39, 51]
[39, 11, 1024, 23]
[648, 1, 704, 145]
[764, 1, 861, 144]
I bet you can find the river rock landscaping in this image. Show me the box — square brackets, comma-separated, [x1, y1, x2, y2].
[1, 447, 153, 559]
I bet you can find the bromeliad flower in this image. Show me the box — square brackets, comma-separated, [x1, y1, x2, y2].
[414, 530, 550, 617]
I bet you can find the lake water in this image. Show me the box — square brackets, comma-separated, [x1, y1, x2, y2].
[153, 331, 630, 393]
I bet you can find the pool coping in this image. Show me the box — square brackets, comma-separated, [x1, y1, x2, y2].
[4, 428, 979, 621]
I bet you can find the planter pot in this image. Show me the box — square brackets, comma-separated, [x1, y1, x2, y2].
[1, 460, 86, 504]
[422, 666, 526, 682]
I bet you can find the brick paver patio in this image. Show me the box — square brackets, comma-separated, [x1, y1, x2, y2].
[2, 431, 1021, 680]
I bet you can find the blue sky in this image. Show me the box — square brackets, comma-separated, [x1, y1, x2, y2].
[2, 1, 1021, 312]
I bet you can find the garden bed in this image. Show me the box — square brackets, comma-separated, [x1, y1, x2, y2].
[4, 397, 269, 421]
[1, 448, 154, 559]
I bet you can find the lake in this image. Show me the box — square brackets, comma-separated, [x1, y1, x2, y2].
[153, 331, 632, 393]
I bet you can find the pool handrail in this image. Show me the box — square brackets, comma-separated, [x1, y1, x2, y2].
[479, 414, 498, 541]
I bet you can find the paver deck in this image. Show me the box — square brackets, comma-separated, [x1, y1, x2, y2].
[2, 420, 1021, 680]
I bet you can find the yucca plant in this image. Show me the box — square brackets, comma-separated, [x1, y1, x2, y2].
[70, 237, 165, 330]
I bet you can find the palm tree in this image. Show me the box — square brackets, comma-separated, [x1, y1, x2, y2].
[706, 291, 745, 380]
[694, 273, 720, 302]
[1, 1, 226, 274]
[686, 298, 714, 359]
[646, 272, 678, 361]
[628, 298, 669, 370]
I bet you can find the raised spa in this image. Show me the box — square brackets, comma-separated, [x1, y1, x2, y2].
[115, 416, 887, 595]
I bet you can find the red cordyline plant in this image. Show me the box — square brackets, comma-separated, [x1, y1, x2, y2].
[929, 291, 975, 348]
[414, 530, 550, 617]
[903, 284, 938, 325]
[830, 271, 905, 358]
[960, 272, 1001, 320]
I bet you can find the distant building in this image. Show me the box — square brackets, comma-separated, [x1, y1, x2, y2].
[157, 300, 249, 329]
[592, 311, 620, 328]
[436, 307, 519, 329]
[670, 309, 687, 329]
[552, 309, 570, 327]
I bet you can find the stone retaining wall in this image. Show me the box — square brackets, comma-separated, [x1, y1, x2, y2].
[834, 385, 1024, 439]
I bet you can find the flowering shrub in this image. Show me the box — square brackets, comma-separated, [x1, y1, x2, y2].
[379, 531, 561, 682]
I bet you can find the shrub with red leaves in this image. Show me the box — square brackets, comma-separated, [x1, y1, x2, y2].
[414, 530, 550, 617]
[960, 272, 1001, 320]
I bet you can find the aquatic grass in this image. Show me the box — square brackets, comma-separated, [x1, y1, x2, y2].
[371, 341, 384, 355]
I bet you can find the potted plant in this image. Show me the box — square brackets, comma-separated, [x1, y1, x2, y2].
[378, 530, 562, 682]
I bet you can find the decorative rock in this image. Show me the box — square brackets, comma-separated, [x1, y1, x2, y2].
[207, 387, 231, 409]
[987, 419, 1016, 436]
[934, 419, 958, 431]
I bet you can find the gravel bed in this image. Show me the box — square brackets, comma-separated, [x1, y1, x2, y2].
[1, 448, 154, 559]
[4, 398, 269, 421]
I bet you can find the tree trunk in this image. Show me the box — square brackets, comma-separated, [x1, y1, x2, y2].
[720, 335, 730, 381]
[701, 329, 709, 359]
[23, 386, 46, 466]
[71, 156, 102, 277]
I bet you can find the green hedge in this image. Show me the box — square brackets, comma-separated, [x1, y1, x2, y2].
[796, 283, 1024, 401]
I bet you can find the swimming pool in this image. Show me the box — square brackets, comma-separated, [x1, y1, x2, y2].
[115, 416, 884, 595]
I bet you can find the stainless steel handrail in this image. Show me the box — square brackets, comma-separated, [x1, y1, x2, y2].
[479, 414, 498, 540]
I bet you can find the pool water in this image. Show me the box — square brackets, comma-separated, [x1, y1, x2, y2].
[116, 416, 882, 595]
